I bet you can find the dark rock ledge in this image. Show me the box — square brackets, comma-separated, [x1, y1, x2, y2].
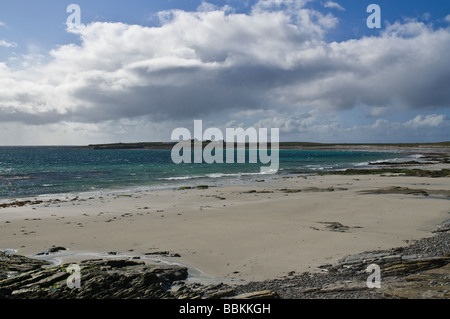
[0, 253, 277, 299]
[1, 228, 449, 299]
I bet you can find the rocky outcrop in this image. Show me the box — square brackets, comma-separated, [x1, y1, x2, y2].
[0, 253, 277, 299]
[381, 263, 450, 299]
[0, 255, 190, 299]
[1, 232, 449, 299]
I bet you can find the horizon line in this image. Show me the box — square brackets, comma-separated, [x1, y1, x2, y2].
[0, 141, 449, 148]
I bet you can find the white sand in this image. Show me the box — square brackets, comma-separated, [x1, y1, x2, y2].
[0, 172, 449, 282]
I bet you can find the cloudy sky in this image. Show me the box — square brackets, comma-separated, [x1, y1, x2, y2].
[0, 0, 449, 145]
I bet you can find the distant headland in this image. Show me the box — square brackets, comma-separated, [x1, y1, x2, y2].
[75, 141, 450, 150]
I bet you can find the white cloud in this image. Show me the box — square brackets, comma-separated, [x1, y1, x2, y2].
[445, 14, 450, 23]
[0, 39, 17, 48]
[197, 1, 233, 13]
[0, 0, 449, 144]
[197, 2, 219, 12]
[0, 3, 337, 125]
[403, 114, 446, 129]
[247, 111, 449, 143]
[324, 1, 345, 11]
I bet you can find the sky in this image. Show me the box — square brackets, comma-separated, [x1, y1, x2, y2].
[0, 0, 449, 145]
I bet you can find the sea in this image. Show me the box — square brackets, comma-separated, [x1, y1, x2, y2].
[0, 146, 417, 200]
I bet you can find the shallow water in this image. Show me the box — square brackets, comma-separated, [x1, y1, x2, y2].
[0, 147, 404, 199]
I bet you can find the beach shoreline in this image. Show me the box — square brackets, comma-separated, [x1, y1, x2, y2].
[1, 145, 448, 204]
[1, 148, 449, 287]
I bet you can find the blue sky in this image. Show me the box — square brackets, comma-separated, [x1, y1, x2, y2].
[0, 0, 449, 144]
[2, 1, 449, 52]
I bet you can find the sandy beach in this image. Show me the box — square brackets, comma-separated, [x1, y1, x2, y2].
[1, 161, 449, 284]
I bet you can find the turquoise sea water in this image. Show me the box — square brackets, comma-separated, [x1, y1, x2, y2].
[0, 146, 406, 199]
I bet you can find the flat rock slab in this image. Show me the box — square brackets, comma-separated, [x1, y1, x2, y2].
[381, 263, 450, 299]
